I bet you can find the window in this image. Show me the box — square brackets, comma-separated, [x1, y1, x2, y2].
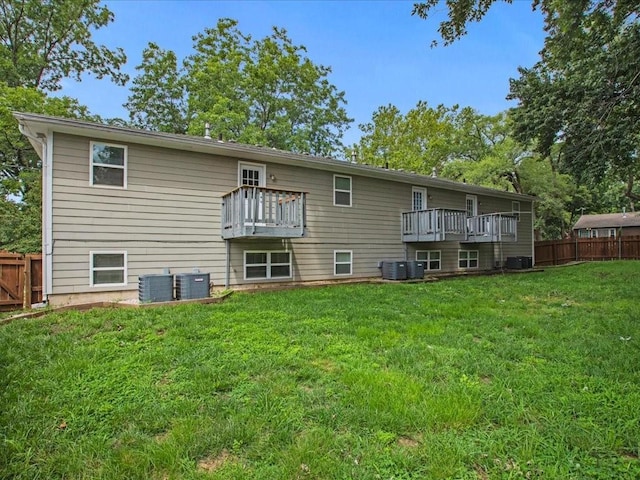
[465, 195, 478, 217]
[90, 252, 127, 286]
[590, 229, 598, 238]
[244, 251, 291, 280]
[334, 250, 352, 276]
[416, 250, 441, 271]
[609, 229, 616, 238]
[238, 162, 266, 187]
[90, 142, 127, 188]
[458, 250, 479, 269]
[412, 187, 427, 211]
[334, 175, 352, 207]
[512, 201, 521, 221]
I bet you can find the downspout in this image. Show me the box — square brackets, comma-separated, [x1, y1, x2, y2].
[531, 205, 535, 266]
[18, 122, 53, 302]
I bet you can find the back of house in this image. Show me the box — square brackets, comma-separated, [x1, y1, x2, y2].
[15, 113, 535, 306]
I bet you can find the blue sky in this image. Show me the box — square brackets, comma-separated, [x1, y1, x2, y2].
[60, 0, 546, 146]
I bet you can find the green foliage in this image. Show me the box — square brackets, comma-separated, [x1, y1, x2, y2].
[126, 18, 352, 156]
[2, 262, 640, 478]
[355, 101, 456, 173]
[0, 170, 41, 253]
[509, 6, 640, 206]
[0, 84, 92, 197]
[0, 0, 126, 253]
[412, 0, 640, 208]
[124, 42, 188, 134]
[0, 0, 127, 91]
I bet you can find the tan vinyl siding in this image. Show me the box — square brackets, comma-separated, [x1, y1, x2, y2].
[49, 132, 535, 303]
[51, 133, 229, 295]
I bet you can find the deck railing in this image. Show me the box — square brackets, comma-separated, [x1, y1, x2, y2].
[401, 209, 467, 242]
[221, 186, 306, 239]
[466, 213, 518, 243]
[402, 210, 518, 243]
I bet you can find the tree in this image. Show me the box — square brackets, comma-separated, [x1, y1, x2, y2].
[412, 0, 640, 209]
[0, 0, 127, 91]
[126, 18, 352, 157]
[0, 0, 127, 252]
[124, 43, 188, 134]
[355, 101, 457, 173]
[508, 13, 640, 208]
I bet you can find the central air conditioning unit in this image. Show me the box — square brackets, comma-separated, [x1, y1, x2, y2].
[175, 272, 210, 300]
[381, 261, 408, 280]
[407, 261, 425, 279]
[139, 274, 174, 303]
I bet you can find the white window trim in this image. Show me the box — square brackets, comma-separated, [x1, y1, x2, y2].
[90, 141, 128, 189]
[89, 251, 127, 287]
[465, 194, 478, 217]
[238, 161, 266, 187]
[416, 250, 441, 271]
[333, 174, 352, 207]
[334, 250, 353, 276]
[512, 201, 521, 222]
[590, 229, 598, 238]
[609, 228, 617, 238]
[458, 250, 479, 269]
[412, 186, 427, 211]
[244, 251, 292, 280]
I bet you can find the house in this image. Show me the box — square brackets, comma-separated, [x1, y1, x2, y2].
[573, 212, 640, 238]
[15, 112, 536, 306]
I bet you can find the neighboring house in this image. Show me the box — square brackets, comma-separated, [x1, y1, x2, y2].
[15, 112, 536, 306]
[573, 212, 640, 238]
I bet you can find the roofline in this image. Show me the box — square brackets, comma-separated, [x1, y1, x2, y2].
[13, 112, 536, 202]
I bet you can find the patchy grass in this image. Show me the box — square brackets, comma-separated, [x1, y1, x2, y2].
[1, 262, 640, 479]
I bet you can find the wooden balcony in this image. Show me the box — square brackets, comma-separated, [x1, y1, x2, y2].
[402, 209, 467, 242]
[465, 213, 518, 243]
[221, 186, 306, 239]
[402, 210, 518, 243]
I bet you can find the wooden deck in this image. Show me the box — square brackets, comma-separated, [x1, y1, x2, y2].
[402, 210, 517, 243]
[401, 209, 467, 242]
[221, 186, 306, 239]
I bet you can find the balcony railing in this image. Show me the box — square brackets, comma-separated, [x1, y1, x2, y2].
[465, 213, 518, 243]
[221, 186, 306, 239]
[402, 210, 518, 243]
[401, 209, 467, 242]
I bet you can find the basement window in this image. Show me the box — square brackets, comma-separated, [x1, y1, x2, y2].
[458, 250, 478, 269]
[334, 250, 352, 276]
[416, 250, 441, 271]
[90, 251, 127, 286]
[244, 251, 291, 280]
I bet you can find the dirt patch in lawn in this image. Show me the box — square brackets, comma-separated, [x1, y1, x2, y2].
[197, 449, 233, 472]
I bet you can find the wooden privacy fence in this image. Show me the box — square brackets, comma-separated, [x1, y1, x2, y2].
[535, 236, 640, 266]
[0, 252, 42, 311]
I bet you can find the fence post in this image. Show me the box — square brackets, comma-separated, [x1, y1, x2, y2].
[23, 255, 32, 309]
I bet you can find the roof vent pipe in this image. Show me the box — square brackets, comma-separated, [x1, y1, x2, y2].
[623, 207, 627, 218]
[351, 150, 357, 163]
[431, 167, 437, 178]
[204, 122, 211, 140]
[218, 133, 223, 143]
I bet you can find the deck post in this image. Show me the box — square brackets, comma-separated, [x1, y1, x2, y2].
[225, 239, 230, 288]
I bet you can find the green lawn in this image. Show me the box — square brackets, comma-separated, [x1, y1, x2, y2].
[1, 262, 640, 479]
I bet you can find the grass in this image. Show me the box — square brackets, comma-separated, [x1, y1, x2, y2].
[1, 262, 640, 479]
